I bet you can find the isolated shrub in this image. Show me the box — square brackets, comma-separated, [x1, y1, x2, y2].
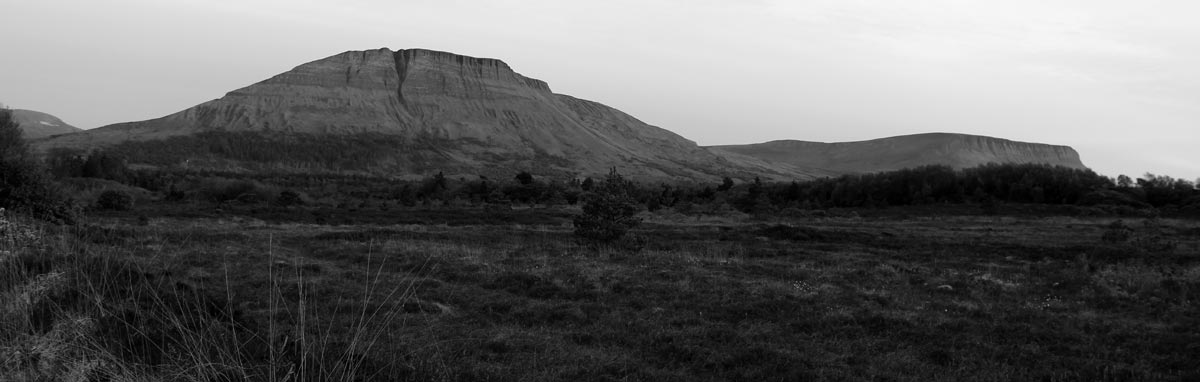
[190, 177, 275, 203]
[1067, 206, 1105, 217]
[646, 197, 662, 212]
[234, 192, 262, 204]
[0, 109, 78, 223]
[164, 184, 186, 201]
[1101, 220, 1133, 244]
[515, 171, 534, 185]
[717, 177, 734, 191]
[275, 190, 305, 207]
[1078, 190, 1151, 209]
[1132, 234, 1174, 253]
[1182, 196, 1200, 215]
[574, 168, 640, 243]
[673, 201, 697, 215]
[0, 208, 42, 248]
[1098, 204, 1150, 217]
[759, 224, 823, 241]
[979, 196, 1000, 216]
[95, 190, 134, 211]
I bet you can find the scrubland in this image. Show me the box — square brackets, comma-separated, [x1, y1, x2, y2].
[3, 206, 1199, 381]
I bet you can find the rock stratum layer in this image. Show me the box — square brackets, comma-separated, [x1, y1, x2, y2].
[35, 48, 764, 180]
[708, 133, 1086, 176]
[12, 109, 81, 139]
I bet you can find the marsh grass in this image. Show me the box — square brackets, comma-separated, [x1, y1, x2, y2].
[4, 207, 1200, 381]
[0, 211, 417, 381]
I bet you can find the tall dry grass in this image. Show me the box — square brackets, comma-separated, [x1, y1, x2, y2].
[0, 209, 417, 381]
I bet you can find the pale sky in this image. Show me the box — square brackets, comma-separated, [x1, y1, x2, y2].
[2, 0, 1197, 179]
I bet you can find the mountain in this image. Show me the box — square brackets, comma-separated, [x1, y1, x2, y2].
[31, 48, 1087, 181]
[707, 133, 1086, 176]
[11, 109, 82, 139]
[33, 48, 774, 181]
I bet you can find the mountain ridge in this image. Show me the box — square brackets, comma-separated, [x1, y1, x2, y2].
[31, 48, 1087, 180]
[707, 132, 1086, 175]
[33, 48, 774, 181]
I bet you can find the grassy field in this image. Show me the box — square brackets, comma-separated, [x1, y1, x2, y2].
[4, 206, 1200, 381]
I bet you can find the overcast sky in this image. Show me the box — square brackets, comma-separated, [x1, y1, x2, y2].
[2, 0, 1197, 179]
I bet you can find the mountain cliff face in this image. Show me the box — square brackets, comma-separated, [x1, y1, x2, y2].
[708, 133, 1086, 175]
[35, 48, 764, 180]
[11, 109, 81, 139]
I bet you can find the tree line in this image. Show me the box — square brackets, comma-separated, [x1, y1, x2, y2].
[1, 113, 1194, 219]
[39, 142, 1200, 214]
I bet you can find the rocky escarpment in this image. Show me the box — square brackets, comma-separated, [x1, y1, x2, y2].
[11, 109, 81, 139]
[708, 133, 1087, 175]
[35, 48, 779, 180]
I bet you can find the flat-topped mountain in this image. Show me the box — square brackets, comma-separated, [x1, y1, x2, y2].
[708, 133, 1086, 175]
[34, 48, 770, 180]
[32, 48, 1088, 181]
[11, 109, 82, 139]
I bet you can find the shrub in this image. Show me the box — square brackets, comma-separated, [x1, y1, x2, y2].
[1101, 220, 1133, 244]
[275, 190, 305, 207]
[1078, 189, 1152, 209]
[980, 196, 1000, 216]
[0, 109, 78, 223]
[95, 190, 134, 211]
[235, 192, 263, 204]
[573, 168, 640, 243]
[1182, 196, 1200, 215]
[0, 208, 41, 248]
[759, 224, 823, 241]
[189, 177, 275, 203]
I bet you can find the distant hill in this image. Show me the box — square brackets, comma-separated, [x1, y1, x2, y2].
[708, 133, 1086, 176]
[30, 48, 1088, 181]
[32, 48, 784, 181]
[11, 109, 82, 139]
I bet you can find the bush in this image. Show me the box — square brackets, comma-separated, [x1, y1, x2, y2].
[235, 192, 263, 204]
[0, 208, 42, 248]
[980, 196, 1000, 215]
[573, 168, 640, 243]
[188, 177, 276, 203]
[275, 190, 305, 207]
[1181, 196, 1200, 215]
[1078, 190, 1151, 209]
[95, 190, 135, 211]
[0, 108, 78, 223]
[1101, 220, 1133, 244]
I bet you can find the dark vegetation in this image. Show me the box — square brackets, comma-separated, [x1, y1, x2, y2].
[6, 207, 1200, 380]
[573, 168, 641, 243]
[38, 144, 1200, 219]
[4, 117, 1200, 380]
[0, 109, 77, 223]
[94, 190, 135, 211]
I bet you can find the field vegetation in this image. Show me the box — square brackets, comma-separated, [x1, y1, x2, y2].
[3, 109, 1200, 380]
[5, 205, 1200, 381]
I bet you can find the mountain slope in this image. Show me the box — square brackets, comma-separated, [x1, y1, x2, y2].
[35, 48, 772, 180]
[708, 133, 1086, 175]
[31, 48, 1088, 181]
[11, 109, 82, 139]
